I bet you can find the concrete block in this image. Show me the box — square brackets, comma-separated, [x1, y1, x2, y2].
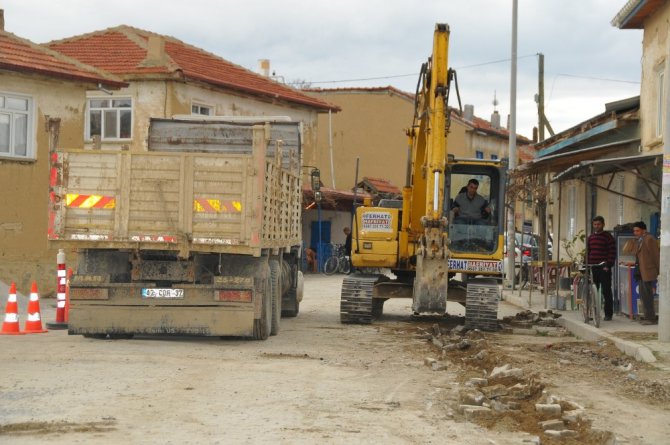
[465, 377, 488, 387]
[490, 400, 510, 412]
[461, 405, 491, 421]
[544, 430, 562, 438]
[490, 364, 524, 379]
[559, 430, 579, 438]
[459, 390, 486, 406]
[481, 384, 509, 399]
[539, 419, 565, 431]
[562, 409, 585, 423]
[535, 403, 562, 416]
[508, 384, 533, 400]
[424, 357, 437, 367]
[473, 350, 488, 360]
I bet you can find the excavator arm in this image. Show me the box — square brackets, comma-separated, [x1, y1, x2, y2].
[404, 23, 453, 313]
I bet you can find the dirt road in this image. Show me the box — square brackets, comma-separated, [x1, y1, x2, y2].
[1, 275, 668, 444]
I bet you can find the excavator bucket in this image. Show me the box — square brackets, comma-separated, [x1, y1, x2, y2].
[412, 255, 449, 314]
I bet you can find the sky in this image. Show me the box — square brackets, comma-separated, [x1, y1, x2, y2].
[2, 0, 643, 139]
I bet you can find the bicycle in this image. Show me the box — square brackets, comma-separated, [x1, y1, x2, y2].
[574, 261, 606, 328]
[323, 244, 351, 275]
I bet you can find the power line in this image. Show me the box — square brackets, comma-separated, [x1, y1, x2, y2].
[547, 73, 641, 107]
[555, 73, 640, 85]
[299, 54, 538, 86]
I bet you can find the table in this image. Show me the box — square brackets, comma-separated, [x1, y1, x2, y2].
[528, 261, 573, 290]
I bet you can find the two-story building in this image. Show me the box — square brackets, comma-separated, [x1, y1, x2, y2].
[0, 13, 125, 293]
[2, 20, 338, 292]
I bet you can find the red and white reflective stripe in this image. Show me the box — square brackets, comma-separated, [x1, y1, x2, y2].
[129, 235, 177, 243]
[57, 262, 67, 308]
[7, 293, 16, 303]
[4, 312, 18, 322]
[28, 293, 41, 321]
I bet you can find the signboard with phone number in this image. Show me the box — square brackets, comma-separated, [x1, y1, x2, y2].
[361, 211, 392, 232]
[448, 259, 502, 273]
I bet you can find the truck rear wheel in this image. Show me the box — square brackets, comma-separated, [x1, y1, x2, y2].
[269, 260, 281, 336]
[252, 276, 272, 340]
[282, 267, 301, 318]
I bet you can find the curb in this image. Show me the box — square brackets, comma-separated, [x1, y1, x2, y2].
[556, 317, 657, 363]
[501, 294, 657, 364]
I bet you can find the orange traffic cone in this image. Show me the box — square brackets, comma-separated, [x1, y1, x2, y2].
[1, 282, 23, 335]
[23, 282, 48, 334]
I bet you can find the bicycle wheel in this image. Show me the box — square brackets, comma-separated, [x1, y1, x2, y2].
[323, 256, 339, 275]
[339, 257, 351, 275]
[591, 283, 601, 328]
[578, 277, 590, 323]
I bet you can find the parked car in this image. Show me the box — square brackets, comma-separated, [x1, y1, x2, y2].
[503, 232, 553, 283]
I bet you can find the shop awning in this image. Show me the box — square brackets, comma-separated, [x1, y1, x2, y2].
[551, 153, 661, 206]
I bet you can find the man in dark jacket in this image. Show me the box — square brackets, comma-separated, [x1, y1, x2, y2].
[633, 221, 660, 325]
[587, 216, 616, 320]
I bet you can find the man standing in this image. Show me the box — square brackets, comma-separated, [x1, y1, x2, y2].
[343, 227, 352, 256]
[633, 221, 660, 325]
[587, 216, 616, 320]
[452, 178, 491, 224]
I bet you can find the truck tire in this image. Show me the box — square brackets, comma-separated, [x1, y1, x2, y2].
[269, 259, 281, 336]
[282, 269, 302, 318]
[252, 276, 272, 340]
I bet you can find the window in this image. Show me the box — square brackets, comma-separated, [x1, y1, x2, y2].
[87, 98, 132, 140]
[656, 69, 664, 138]
[0, 92, 33, 159]
[475, 150, 484, 159]
[191, 103, 213, 116]
[490, 154, 498, 160]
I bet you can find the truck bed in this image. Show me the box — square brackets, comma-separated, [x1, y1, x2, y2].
[49, 121, 301, 256]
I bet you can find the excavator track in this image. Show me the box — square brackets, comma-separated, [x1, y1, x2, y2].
[340, 274, 381, 324]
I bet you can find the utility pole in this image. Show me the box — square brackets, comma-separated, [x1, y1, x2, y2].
[537, 53, 545, 141]
[536, 53, 554, 140]
[536, 53, 549, 293]
[659, 58, 670, 342]
[506, 0, 518, 284]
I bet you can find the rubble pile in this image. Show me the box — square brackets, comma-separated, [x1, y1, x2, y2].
[420, 315, 617, 444]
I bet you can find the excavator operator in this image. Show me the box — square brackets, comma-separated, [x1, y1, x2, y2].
[452, 178, 491, 225]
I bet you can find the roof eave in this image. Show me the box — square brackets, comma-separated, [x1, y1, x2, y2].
[0, 63, 127, 89]
[182, 73, 339, 112]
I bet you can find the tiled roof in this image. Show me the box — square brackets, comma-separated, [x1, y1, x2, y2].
[47, 26, 337, 112]
[0, 30, 124, 87]
[305, 86, 415, 103]
[451, 109, 532, 144]
[359, 177, 401, 195]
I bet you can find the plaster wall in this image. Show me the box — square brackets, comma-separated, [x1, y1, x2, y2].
[307, 90, 481, 191]
[640, 1, 670, 151]
[0, 72, 90, 294]
[84, 81, 320, 155]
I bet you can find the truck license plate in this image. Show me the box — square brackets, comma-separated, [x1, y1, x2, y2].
[141, 288, 184, 299]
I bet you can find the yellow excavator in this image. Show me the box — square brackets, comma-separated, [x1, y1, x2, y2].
[340, 23, 507, 330]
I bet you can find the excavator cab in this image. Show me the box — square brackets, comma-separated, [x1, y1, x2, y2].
[445, 160, 506, 266]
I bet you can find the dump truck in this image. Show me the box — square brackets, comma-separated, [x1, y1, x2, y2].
[48, 118, 304, 340]
[340, 24, 506, 330]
